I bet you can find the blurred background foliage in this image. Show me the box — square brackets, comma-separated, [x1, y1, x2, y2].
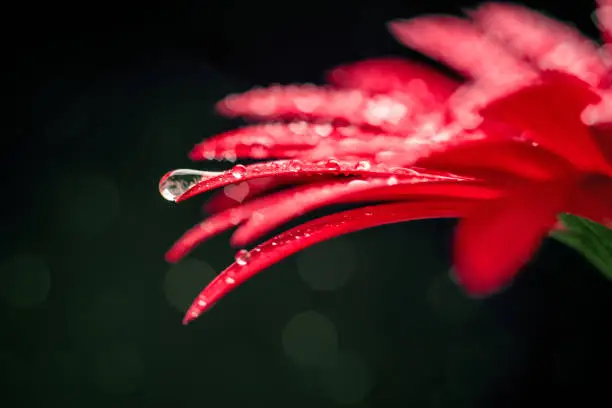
[4, 0, 612, 406]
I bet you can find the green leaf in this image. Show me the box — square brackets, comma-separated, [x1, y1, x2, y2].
[550, 214, 612, 280]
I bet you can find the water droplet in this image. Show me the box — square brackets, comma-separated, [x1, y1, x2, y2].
[386, 176, 399, 186]
[159, 169, 220, 202]
[355, 160, 371, 171]
[325, 159, 341, 171]
[288, 160, 302, 172]
[390, 167, 412, 175]
[231, 164, 247, 179]
[235, 249, 251, 266]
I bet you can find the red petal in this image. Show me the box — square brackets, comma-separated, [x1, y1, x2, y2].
[167, 183, 301, 262]
[417, 139, 575, 182]
[471, 3, 607, 86]
[182, 200, 475, 324]
[327, 58, 458, 101]
[447, 77, 539, 127]
[168, 174, 486, 261]
[296, 133, 444, 163]
[480, 71, 610, 174]
[454, 179, 574, 295]
[203, 176, 283, 213]
[591, 121, 612, 165]
[583, 90, 612, 126]
[176, 159, 472, 202]
[216, 85, 442, 134]
[189, 122, 419, 162]
[565, 175, 612, 225]
[231, 178, 503, 246]
[189, 123, 320, 161]
[388, 16, 535, 83]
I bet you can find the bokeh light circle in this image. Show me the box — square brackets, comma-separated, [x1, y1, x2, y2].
[282, 310, 339, 367]
[163, 258, 216, 312]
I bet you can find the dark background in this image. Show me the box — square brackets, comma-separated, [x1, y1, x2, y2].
[4, 0, 612, 406]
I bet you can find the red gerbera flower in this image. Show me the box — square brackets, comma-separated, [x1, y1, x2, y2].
[160, 1, 612, 324]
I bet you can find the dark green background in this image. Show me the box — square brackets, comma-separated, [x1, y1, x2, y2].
[5, 0, 612, 406]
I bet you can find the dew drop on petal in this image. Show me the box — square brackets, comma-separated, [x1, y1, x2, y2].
[288, 160, 303, 172]
[325, 159, 341, 171]
[386, 176, 399, 186]
[355, 160, 371, 171]
[235, 249, 251, 266]
[159, 169, 220, 202]
[231, 164, 247, 179]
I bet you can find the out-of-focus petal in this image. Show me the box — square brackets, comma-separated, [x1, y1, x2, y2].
[190, 121, 441, 163]
[454, 179, 575, 295]
[416, 139, 575, 181]
[182, 200, 476, 324]
[566, 175, 612, 225]
[480, 71, 610, 174]
[297, 133, 444, 163]
[216, 86, 436, 134]
[583, 90, 612, 126]
[591, 121, 612, 165]
[327, 58, 459, 101]
[189, 123, 322, 161]
[388, 16, 535, 83]
[447, 76, 539, 128]
[471, 3, 607, 86]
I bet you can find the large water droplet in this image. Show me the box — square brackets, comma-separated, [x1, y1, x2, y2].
[231, 164, 247, 179]
[386, 176, 399, 186]
[159, 169, 220, 202]
[325, 159, 341, 172]
[355, 160, 371, 171]
[235, 249, 251, 266]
